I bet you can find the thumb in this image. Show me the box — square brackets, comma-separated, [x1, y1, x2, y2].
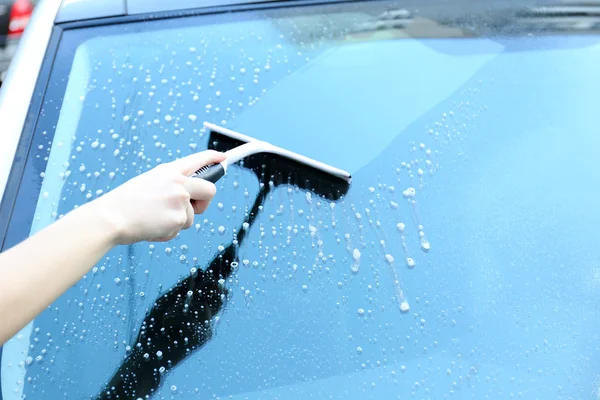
[172, 150, 226, 175]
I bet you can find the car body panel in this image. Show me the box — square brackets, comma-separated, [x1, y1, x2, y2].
[126, 0, 276, 15]
[55, 0, 125, 23]
[0, 0, 60, 230]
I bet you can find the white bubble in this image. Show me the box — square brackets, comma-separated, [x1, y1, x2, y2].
[406, 258, 416, 268]
[402, 187, 416, 198]
[218, 226, 225, 235]
[400, 301, 410, 313]
[164, 115, 172, 123]
[356, 346, 363, 354]
[218, 245, 225, 252]
[420, 239, 431, 253]
[352, 248, 361, 261]
[397, 223, 405, 231]
[390, 201, 398, 209]
[305, 192, 312, 204]
[123, 115, 130, 122]
[302, 284, 308, 292]
[358, 308, 365, 316]
[385, 254, 394, 264]
[188, 114, 197, 123]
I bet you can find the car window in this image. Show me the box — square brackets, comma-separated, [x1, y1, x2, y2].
[2, 1, 600, 399]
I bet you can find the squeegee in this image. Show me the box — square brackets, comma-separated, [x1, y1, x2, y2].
[193, 122, 352, 185]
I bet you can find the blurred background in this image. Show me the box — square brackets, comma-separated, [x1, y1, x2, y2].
[0, 0, 36, 87]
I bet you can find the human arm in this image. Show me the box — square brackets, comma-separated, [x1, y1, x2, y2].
[0, 150, 226, 346]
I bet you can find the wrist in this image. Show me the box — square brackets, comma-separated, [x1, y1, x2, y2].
[76, 198, 125, 248]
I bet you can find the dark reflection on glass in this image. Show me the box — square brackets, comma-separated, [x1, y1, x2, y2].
[95, 143, 351, 399]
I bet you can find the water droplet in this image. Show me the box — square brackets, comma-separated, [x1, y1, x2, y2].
[188, 114, 197, 123]
[356, 346, 363, 354]
[402, 187, 416, 198]
[406, 258, 415, 268]
[218, 226, 225, 235]
[358, 308, 365, 316]
[352, 248, 361, 261]
[420, 239, 431, 253]
[385, 254, 394, 264]
[400, 301, 410, 313]
[305, 192, 312, 204]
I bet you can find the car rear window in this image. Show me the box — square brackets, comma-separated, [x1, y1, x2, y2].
[2, 1, 600, 399]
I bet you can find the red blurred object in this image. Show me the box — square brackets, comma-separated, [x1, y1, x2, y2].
[8, 0, 33, 37]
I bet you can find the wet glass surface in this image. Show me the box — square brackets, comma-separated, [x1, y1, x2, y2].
[2, 1, 600, 399]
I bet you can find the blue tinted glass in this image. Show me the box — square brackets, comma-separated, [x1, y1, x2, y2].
[2, 3, 600, 400]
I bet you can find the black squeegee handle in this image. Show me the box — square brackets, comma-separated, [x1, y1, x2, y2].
[192, 163, 226, 183]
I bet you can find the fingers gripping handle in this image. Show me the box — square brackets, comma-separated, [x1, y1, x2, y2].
[193, 162, 226, 183]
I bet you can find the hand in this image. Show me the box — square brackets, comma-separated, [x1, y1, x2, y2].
[91, 150, 226, 245]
